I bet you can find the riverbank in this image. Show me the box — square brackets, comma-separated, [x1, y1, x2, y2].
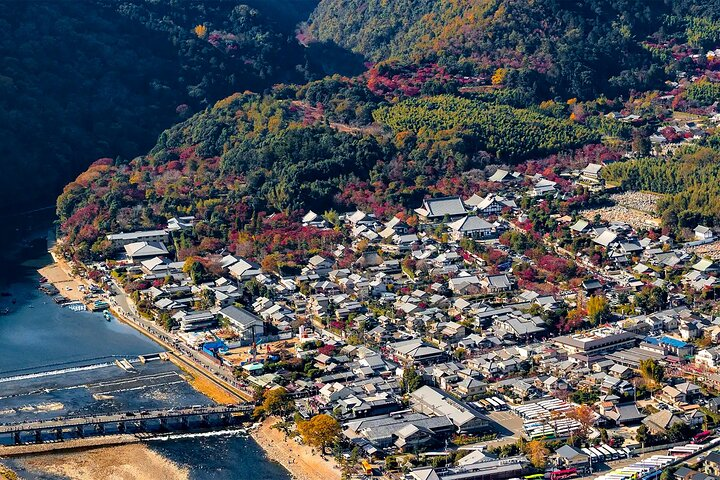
[166, 352, 242, 404]
[0, 434, 141, 457]
[251, 417, 342, 480]
[34, 249, 328, 480]
[1, 228, 291, 480]
[38, 247, 250, 404]
[15, 443, 189, 480]
[37, 261, 86, 302]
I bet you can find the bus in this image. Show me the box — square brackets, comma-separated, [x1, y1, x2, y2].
[604, 445, 620, 459]
[588, 447, 606, 461]
[550, 468, 577, 480]
[667, 448, 694, 458]
[582, 448, 600, 463]
[524, 474, 545, 480]
[692, 430, 713, 444]
[361, 460, 373, 475]
[597, 445, 615, 459]
[669, 445, 701, 454]
[612, 471, 638, 480]
[492, 397, 508, 410]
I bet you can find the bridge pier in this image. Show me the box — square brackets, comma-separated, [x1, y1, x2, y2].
[0, 405, 250, 444]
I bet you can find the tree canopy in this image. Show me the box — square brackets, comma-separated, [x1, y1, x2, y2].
[297, 414, 341, 453]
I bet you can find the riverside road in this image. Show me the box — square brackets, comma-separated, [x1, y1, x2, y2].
[108, 281, 254, 401]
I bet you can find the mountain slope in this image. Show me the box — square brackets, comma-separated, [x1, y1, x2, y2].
[308, 0, 713, 99]
[0, 0, 331, 211]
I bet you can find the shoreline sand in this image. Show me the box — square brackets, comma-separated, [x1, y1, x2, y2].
[251, 417, 342, 480]
[15, 443, 190, 480]
[37, 261, 87, 303]
[0, 435, 141, 457]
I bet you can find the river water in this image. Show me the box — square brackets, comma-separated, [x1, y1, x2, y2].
[0, 212, 290, 479]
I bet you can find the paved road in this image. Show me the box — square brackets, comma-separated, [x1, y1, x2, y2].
[108, 283, 254, 400]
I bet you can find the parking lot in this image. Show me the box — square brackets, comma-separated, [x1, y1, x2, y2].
[486, 410, 526, 443]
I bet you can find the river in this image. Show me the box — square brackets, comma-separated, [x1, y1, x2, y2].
[0, 212, 291, 479]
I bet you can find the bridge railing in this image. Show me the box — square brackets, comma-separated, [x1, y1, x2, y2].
[0, 404, 254, 433]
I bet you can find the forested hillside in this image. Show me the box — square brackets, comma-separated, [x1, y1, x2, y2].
[56, 74, 625, 259]
[373, 95, 599, 160]
[308, 0, 720, 99]
[0, 0, 349, 211]
[602, 145, 720, 229]
[52, 0, 720, 251]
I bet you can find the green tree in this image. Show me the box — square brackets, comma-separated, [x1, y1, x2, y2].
[638, 359, 665, 387]
[401, 366, 423, 394]
[665, 422, 693, 443]
[587, 295, 611, 326]
[183, 257, 207, 285]
[159, 312, 174, 331]
[631, 132, 651, 156]
[660, 467, 677, 480]
[635, 424, 651, 446]
[633, 287, 667, 314]
[261, 387, 295, 417]
[323, 209, 339, 225]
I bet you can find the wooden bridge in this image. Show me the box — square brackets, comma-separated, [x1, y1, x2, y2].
[0, 404, 254, 445]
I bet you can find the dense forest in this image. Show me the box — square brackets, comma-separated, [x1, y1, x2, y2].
[56, 76, 624, 260]
[309, 0, 720, 100]
[0, 0, 368, 211]
[373, 95, 599, 160]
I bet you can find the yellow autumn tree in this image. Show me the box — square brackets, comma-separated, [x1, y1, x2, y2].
[491, 68, 508, 86]
[297, 414, 341, 453]
[587, 295, 611, 325]
[525, 440, 549, 468]
[194, 24, 207, 38]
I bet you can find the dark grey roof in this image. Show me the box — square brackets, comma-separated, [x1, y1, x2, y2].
[219, 305, 262, 327]
[422, 197, 467, 218]
[555, 445, 588, 460]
